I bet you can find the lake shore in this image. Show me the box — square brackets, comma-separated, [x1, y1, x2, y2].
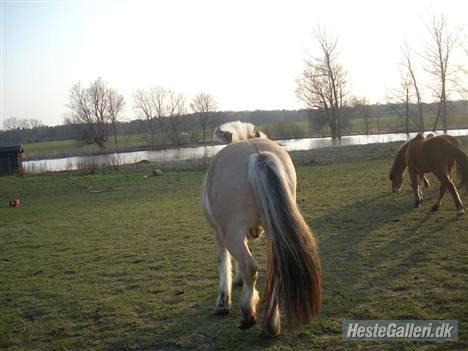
[113, 135, 468, 172]
[21, 134, 468, 175]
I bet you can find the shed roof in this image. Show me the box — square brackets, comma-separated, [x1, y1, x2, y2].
[0, 145, 24, 154]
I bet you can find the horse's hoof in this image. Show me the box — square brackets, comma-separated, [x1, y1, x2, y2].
[260, 327, 280, 338]
[261, 321, 281, 338]
[457, 208, 465, 216]
[239, 315, 256, 329]
[431, 204, 440, 212]
[215, 306, 230, 315]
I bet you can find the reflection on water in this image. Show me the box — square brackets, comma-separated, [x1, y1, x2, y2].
[23, 129, 468, 173]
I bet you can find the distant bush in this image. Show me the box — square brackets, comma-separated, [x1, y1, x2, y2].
[262, 122, 308, 140]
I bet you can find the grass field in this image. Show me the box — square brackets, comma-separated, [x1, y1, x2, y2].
[23, 134, 149, 160]
[261, 114, 468, 140]
[1, 145, 467, 350]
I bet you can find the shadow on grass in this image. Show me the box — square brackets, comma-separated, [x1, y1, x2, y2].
[312, 192, 461, 320]
[101, 291, 279, 351]
[103, 193, 462, 351]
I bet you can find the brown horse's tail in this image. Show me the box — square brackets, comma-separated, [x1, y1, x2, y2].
[446, 142, 468, 192]
[248, 152, 321, 327]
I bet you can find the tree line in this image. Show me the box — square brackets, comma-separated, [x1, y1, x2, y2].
[60, 79, 218, 149]
[2, 101, 467, 147]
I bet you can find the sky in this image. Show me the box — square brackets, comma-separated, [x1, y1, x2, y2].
[1, 0, 467, 127]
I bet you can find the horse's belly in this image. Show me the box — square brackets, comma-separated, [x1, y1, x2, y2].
[210, 174, 261, 232]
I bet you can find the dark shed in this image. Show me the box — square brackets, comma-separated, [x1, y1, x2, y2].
[0, 145, 24, 176]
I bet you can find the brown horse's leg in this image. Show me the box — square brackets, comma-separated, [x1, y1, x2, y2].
[423, 176, 430, 188]
[446, 179, 465, 215]
[214, 234, 232, 314]
[409, 170, 422, 208]
[431, 182, 447, 211]
[448, 160, 455, 178]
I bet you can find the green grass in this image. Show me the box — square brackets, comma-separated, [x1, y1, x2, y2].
[347, 113, 468, 135]
[23, 139, 84, 157]
[22, 134, 149, 160]
[1, 149, 467, 350]
[259, 114, 468, 140]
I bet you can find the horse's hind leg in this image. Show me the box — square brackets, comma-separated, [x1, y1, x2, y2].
[434, 171, 464, 214]
[423, 176, 430, 188]
[431, 182, 447, 211]
[224, 231, 259, 329]
[417, 174, 426, 198]
[409, 170, 423, 208]
[446, 179, 464, 215]
[233, 261, 243, 287]
[214, 234, 232, 314]
[262, 294, 281, 337]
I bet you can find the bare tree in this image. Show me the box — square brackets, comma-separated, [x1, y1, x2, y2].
[5, 117, 26, 130]
[28, 119, 44, 129]
[68, 82, 95, 145]
[4, 117, 43, 130]
[460, 31, 468, 96]
[68, 78, 125, 148]
[386, 70, 414, 134]
[349, 97, 371, 135]
[296, 28, 349, 138]
[402, 43, 425, 132]
[2, 117, 44, 142]
[134, 89, 157, 146]
[190, 92, 218, 144]
[422, 14, 460, 132]
[134, 87, 189, 146]
[88, 79, 111, 147]
[108, 89, 125, 147]
[133, 87, 171, 146]
[166, 91, 186, 145]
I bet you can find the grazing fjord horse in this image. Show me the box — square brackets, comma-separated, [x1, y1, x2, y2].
[201, 121, 321, 337]
[389, 134, 468, 214]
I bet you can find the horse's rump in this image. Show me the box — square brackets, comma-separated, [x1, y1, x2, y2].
[432, 141, 468, 192]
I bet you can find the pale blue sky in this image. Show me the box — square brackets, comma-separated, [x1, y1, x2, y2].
[1, 0, 467, 127]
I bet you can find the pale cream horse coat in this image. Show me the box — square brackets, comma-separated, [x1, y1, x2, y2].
[213, 121, 267, 144]
[201, 121, 321, 337]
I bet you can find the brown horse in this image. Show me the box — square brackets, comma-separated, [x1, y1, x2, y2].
[389, 134, 460, 192]
[389, 134, 468, 214]
[201, 121, 321, 337]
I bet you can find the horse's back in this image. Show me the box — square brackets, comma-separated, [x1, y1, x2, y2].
[205, 139, 295, 232]
[209, 139, 293, 183]
[408, 135, 461, 172]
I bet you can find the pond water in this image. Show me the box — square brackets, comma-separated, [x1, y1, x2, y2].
[23, 129, 468, 173]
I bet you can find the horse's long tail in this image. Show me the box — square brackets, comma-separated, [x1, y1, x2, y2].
[248, 152, 321, 327]
[446, 142, 468, 192]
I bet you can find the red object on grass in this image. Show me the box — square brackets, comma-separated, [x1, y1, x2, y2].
[9, 199, 21, 207]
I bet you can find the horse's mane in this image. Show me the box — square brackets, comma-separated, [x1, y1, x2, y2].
[214, 121, 267, 144]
